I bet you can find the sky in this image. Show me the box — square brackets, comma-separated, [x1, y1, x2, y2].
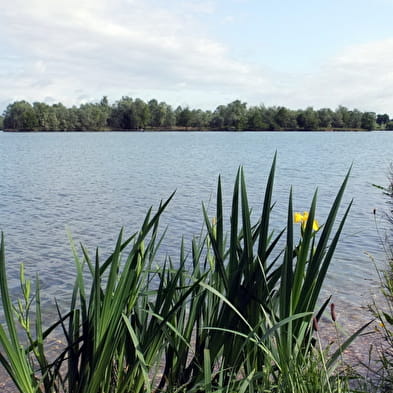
[1, 0, 393, 115]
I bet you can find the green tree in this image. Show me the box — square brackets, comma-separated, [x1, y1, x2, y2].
[261, 106, 279, 130]
[210, 105, 226, 129]
[386, 121, 393, 130]
[99, 96, 111, 128]
[336, 106, 351, 128]
[274, 106, 297, 129]
[53, 103, 70, 130]
[224, 100, 247, 130]
[148, 99, 166, 127]
[377, 113, 390, 128]
[109, 97, 135, 129]
[132, 98, 150, 129]
[246, 106, 267, 130]
[317, 108, 333, 128]
[176, 106, 192, 128]
[163, 104, 176, 128]
[348, 109, 362, 129]
[68, 106, 81, 130]
[80, 102, 111, 130]
[361, 112, 376, 130]
[33, 102, 52, 130]
[189, 109, 211, 128]
[296, 107, 319, 130]
[3, 101, 38, 130]
[332, 109, 344, 128]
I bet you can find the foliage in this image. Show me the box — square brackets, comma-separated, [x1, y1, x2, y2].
[0, 159, 369, 392]
[371, 256, 393, 392]
[2, 97, 388, 131]
[361, 112, 377, 131]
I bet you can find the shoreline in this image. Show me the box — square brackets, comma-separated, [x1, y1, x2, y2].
[1, 128, 377, 133]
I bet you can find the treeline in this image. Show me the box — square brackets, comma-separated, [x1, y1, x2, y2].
[2, 96, 392, 131]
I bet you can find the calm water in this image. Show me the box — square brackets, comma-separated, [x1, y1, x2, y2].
[0, 131, 392, 322]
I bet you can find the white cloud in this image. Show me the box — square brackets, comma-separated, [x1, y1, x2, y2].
[1, 0, 266, 109]
[1, 0, 282, 111]
[0, 1, 392, 115]
[283, 39, 393, 113]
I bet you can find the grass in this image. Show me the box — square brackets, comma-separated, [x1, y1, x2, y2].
[368, 167, 393, 392]
[0, 157, 372, 392]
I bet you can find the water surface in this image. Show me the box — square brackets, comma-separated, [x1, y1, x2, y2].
[1, 131, 392, 322]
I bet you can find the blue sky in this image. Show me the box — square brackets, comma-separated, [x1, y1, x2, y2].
[1, 0, 393, 114]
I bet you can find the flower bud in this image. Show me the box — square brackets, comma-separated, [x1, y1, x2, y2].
[330, 303, 337, 322]
[313, 316, 319, 331]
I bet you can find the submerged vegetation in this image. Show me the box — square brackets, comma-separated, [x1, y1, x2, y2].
[2, 97, 392, 132]
[0, 157, 379, 392]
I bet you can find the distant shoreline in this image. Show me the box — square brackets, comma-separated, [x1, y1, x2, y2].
[1, 127, 377, 133]
[3, 98, 389, 132]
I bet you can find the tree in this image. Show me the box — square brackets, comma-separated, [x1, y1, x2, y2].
[317, 108, 333, 128]
[377, 113, 390, 127]
[260, 106, 279, 130]
[68, 106, 81, 130]
[133, 98, 150, 129]
[53, 103, 70, 130]
[78, 103, 110, 130]
[0, 97, 387, 133]
[210, 105, 226, 129]
[361, 112, 376, 130]
[33, 102, 52, 130]
[386, 121, 393, 130]
[99, 96, 111, 128]
[348, 109, 362, 129]
[176, 106, 192, 128]
[331, 110, 344, 128]
[163, 105, 176, 128]
[246, 106, 267, 130]
[296, 107, 319, 130]
[274, 106, 297, 129]
[3, 101, 38, 130]
[148, 99, 164, 127]
[189, 109, 211, 128]
[224, 100, 247, 130]
[109, 97, 134, 129]
[336, 106, 351, 128]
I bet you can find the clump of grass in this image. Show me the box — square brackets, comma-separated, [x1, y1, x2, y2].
[0, 156, 369, 393]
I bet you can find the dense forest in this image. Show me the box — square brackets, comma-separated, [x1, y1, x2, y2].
[1, 96, 392, 131]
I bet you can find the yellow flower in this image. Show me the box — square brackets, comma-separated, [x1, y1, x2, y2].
[294, 212, 306, 224]
[294, 211, 320, 231]
[312, 219, 320, 231]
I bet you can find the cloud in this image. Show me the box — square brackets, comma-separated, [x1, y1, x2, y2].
[284, 39, 393, 113]
[1, 0, 268, 109]
[0, 1, 392, 115]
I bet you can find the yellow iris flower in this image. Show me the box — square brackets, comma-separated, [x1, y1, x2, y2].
[294, 211, 320, 231]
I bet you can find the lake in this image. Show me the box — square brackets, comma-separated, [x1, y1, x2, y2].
[0, 130, 392, 326]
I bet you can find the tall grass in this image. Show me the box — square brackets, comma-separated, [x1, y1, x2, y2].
[369, 165, 393, 391]
[0, 158, 366, 392]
